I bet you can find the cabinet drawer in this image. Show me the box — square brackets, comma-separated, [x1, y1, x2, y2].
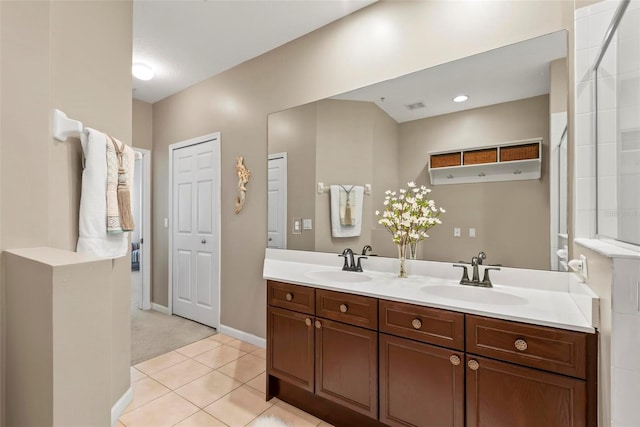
[267, 280, 315, 315]
[316, 289, 378, 330]
[466, 315, 588, 379]
[379, 300, 464, 351]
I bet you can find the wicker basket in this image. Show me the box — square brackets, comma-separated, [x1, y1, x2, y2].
[500, 143, 539, 162]
[463, 148, 497, 165]
[430, 152, 461, 168]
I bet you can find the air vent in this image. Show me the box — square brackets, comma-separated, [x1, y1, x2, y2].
[406, 102, 425, 110]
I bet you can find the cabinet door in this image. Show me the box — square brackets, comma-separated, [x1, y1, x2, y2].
[466, 355, 586, 427]
[267, 307, 314, 392]
[315, 318, 378, 419]
[380, 334, 464, 427]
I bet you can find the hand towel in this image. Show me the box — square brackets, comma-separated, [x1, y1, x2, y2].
[106, 136, 122, 233]
[330, 185, 364, 237]
[76, 128, 133, 258]
[338, 185, 356, 226]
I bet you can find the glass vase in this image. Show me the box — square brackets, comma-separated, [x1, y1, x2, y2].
[408, 240, 418, 260]
[397, 243, 408, 278]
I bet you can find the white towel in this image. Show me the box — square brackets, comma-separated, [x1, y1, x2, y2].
[76, 128, 133, 258]
[330, 185, 364, 237]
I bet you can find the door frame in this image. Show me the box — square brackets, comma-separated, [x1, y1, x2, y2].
[168, 132, 221, 328]
[268, 152, 287, 249]
[133, 147, 152, 310]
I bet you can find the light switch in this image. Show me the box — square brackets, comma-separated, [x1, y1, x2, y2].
[454, 227, 461, 237]
[292, 218, 302, 234]
[469, 228, 476, 238]
[303, 219, 313, 230]
[164, 218, 169, 228]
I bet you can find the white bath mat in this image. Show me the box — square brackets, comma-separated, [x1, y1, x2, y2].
[252, 415, 290, 427]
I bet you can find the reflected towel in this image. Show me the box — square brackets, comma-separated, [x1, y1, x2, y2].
[338, 185, 356, 226]
[330, 185, 364, 237]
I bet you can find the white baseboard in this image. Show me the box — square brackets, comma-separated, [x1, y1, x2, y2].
[217, 324, 266, 348]
[152, 303, 169, 314]
[111, 386, 133, 426]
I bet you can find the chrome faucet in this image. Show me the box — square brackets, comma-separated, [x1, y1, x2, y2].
[339, 248, 367, 272]
[453, 251, 500, 287]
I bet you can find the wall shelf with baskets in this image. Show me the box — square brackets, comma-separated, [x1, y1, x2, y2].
[427, 138, 542, 185]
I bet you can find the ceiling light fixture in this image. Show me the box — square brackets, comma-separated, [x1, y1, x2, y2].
[132, 63, 154, 81]
[453, 95, 469, 103]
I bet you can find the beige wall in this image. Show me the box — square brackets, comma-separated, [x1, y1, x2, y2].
[399, 95, 551, 269]
[315, 99, 376, 253]
[152, 1, 573, 337]
[0, 0, 133, 423]
[4, 249, 114, 426]
[269, 99, 399, 255]
[268, 103, 317, 251]
[550, 58, 568, 114]
[133, 98, 153, 150]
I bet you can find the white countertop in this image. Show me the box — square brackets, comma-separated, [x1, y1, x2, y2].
[263, 249, 599, 333]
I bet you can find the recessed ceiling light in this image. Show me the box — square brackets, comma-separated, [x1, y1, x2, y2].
[132, 63, 154, 81]
[453, 95, 469, 103]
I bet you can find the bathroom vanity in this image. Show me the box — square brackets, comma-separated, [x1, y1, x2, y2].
[263, 249, 599, 427]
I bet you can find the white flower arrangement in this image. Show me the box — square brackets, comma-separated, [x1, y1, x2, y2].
[375, 182, 445, 247]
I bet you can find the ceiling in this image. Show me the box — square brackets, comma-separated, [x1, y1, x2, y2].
[133, 0, 376, 104]
[332, 31, 567, 123]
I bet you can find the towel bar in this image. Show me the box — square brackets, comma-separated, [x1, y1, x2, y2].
[53, 109, 83, 142]
[317, 182, 372, 195]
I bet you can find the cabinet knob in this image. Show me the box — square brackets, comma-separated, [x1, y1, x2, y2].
[305, 318, 312, 327]
[315, 320, 321, 329]
[449, 355, 461, 366]
[411, 318, 422, 330]
[514, 338, 528, 351]
[468, 359, 479, 371]
[285, 293, 293, 301]
[339, 304, 348, 313]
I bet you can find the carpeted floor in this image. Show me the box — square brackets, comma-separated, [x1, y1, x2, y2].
[130, 271, 216, 365]
[130, 308, 216, 365]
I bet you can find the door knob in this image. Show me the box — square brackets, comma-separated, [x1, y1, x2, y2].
[268, 238, 273, 241]
[201, 239, 207, 244]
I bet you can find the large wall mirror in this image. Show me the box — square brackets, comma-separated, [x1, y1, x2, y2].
[268, 31, 568, 271]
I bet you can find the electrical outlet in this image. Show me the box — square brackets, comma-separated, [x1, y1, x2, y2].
[454, 227, 461, 237]
[303, 219, 313, 230]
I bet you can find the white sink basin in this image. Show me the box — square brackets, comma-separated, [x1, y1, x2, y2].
[420, 285, 527, 306]
[305, 270, 373, 283]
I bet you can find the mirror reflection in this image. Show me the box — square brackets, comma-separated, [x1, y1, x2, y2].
[268, 31, 568, 271]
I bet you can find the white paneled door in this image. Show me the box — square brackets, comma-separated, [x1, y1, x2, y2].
[268, 153, 287, 249]
[172, 138, 219, 328]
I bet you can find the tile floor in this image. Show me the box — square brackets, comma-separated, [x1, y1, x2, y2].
[119, 333, 334, 427]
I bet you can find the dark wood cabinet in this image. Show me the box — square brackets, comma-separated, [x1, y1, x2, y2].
[379, 333, 464, 427]
[315, 317, 378, 418]
[466, 315, 588, 378]
[267, 306, 315, 392]
[266, 280, 597, 427]
[466, 355, 587, 427]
